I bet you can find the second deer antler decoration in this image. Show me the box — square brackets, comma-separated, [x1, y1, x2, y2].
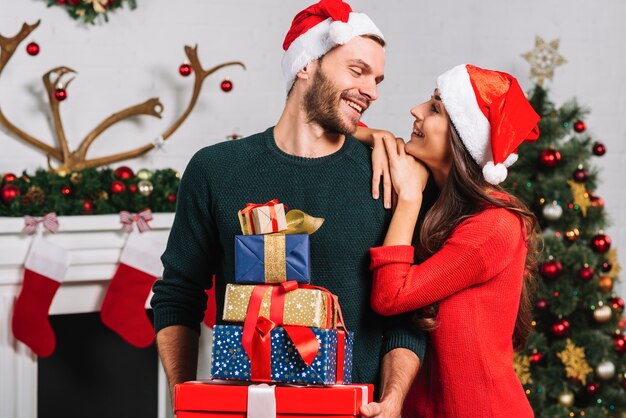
[0, 21, 246, 174]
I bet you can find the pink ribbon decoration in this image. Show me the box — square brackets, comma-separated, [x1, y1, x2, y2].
[119, 209, 153, 233]
[23, 212, 60, 235]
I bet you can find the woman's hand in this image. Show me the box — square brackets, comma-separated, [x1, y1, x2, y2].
[382, 136, 429, 202]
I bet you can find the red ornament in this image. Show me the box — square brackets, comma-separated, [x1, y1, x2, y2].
[1, 184, 20, 203]
[592, 142, 606, 156]
[615, 335, 626, 355]
[61, 186, 72, 196]
[220, 79, 233, 92]
[609, 297, 624, 313]
[601, 261, 612, 272]
[26, 42, 40, 56]
[2, 173, 18, 183]
[113, 166, 134, 180]
[591, 233, 611, 254]
[573, 167, 588, 183]
[54, 88, 67, 101]
[68, 0, 80, 5]
[573, 120, 586, 133]
[529, 352, 543, 365]
[110, 181, 126, 194]
[179, 63, 192, 77]
[129, 184, 138, 193]
[622, 378, 626, 391]
[536, 300, 548, 310]
[585, 382, 600, 395]
[167, 193, 176, 203]
[579, 265, 594, 281]
[82, 199, 94, 215]
[551, 319, 570, 337]
[539, 148, 561, 168]
[540, 260, 563, 280]
[589, 192, 604, 208]
[57, 0, 66, 4]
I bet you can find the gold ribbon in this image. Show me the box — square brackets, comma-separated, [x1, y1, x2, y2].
[264, 234, 287, 283]
[283, 210, 324, 235]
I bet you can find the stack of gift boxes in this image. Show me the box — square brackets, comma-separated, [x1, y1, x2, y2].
[210, 200, 354, 385]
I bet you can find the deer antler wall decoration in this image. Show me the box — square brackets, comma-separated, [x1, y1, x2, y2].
[0, 21, 245, 174]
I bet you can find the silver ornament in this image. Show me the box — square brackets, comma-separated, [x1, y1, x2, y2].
[136, 168, 153, 181]
[596, 360, 615, 380]
[138, 180, 154, 197]
[542, 201, 563, 221]
[558, 390, 574, 408]
[593, 305, 612, 323]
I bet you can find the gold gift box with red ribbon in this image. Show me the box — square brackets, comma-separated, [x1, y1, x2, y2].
[223, 283, 337, 328]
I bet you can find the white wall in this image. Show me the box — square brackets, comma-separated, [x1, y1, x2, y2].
[1, 0, 625, 295]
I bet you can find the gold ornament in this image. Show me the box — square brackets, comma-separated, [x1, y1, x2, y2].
[21, 186, 45, 205]
[556, 339, 592, 384]
[70, 172, 83, 185]
[136, 168, 153, 181]
[599, 276, 613, 293]
[95, 190, 109, 201]
[567, 180, 592, 217]
[137, 180, 154, 197]
[558, 390, 574, 408]
[593, 305, 612, 323]
[522, 36, 567, 86]
[565, 228, 580, 242]
[595, 360, 615, 380]
[513, 353, 533, 385]
[607, 249, 621, 277]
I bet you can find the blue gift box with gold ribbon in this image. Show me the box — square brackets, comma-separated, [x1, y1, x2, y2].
[234, 234, 310, 284]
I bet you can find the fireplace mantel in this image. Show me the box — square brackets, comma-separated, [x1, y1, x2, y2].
[0, 213, 174, 418]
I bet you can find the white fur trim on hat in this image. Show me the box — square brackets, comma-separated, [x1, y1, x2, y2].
[281, 12, 384, 92]
[437, 64, 491, 167]
[482, 161, 508, 185]
[503, 153, 518, 167]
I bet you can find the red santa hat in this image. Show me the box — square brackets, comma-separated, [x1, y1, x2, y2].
[282, 0, 384, 92]
[437, 64, 540, 185]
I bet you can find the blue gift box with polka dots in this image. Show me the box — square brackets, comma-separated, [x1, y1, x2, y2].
[211, 325, 353, 385]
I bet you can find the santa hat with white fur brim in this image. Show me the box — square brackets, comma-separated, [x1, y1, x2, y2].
[282, 0, 384, 92]
[436, 64, 541, 185]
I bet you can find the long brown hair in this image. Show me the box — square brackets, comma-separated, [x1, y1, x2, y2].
[413, 119, 540, 351]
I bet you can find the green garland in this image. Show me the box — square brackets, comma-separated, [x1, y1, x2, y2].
[0, 167, 179, 217]
[46, 0, 137, 25]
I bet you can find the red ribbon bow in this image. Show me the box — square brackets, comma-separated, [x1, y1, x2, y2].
[241, 199, 283, 235]
[23, 212, 60, 235]
[119, 209, 153, 233]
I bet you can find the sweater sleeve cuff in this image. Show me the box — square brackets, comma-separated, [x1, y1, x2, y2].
[381, 328, 427, 362]
[370, 245, 415, 270]
[153, 307, 202, 335]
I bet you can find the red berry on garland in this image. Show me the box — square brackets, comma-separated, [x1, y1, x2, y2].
[2, 173, 18, 183]
[551, 319, 570, 337]
[1, 184, 20, 203]
[585, 382, 600, 395]
[591, 233, 611, 253]
[573, 120, 586, 132]
[129, 184, 138, 193]
[113, 166, 134, 180]
[110, 180, 126, 194]
[615, 335, 626, 355]
[529, 352, 543, 365]
[536, 299, 548, 310]
[539, 148, 561, 168]
[167, 193, 176, 203]
[609, 297, 624, 313]
[592, 142, 606, 156]
[540, 259, 563, 280]
[579, 264, 594, 281]
[54, 88, 67, 101]
[82, 199, 94, 215]
[179, 63, 192, 77]
[26, 42, 40, 56]
[61, 186, 72, 196]
[220, 79, 233, 92]
[573, 165, 588, 183]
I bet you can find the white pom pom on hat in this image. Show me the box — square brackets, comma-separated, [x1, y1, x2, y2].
[437, 64, 541, 185]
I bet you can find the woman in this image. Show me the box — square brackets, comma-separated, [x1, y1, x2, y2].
[357, 64, 541, 417]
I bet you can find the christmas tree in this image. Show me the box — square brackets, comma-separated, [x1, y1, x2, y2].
[505, 84, 626, 416]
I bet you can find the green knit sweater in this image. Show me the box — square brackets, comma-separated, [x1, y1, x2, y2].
[151, 127, 427, 385]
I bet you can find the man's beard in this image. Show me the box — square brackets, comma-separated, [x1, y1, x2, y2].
[303, 67, 362, 136]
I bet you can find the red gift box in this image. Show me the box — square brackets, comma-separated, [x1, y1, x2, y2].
[175, 380, 373, 418]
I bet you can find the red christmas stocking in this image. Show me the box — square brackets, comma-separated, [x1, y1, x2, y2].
[203, 275, 217, 328]
[101, 233, 164, 348]
[12, 236, 69, 357]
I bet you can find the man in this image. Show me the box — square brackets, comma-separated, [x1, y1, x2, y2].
[151, 1, 427, 416]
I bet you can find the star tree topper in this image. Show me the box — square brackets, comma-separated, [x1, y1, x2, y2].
[522, 36, 567, 86]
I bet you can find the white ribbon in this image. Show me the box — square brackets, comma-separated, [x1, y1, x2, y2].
[247, 384, 276, 418]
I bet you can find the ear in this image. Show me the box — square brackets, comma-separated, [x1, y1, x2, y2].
[295, 63, 312, 81]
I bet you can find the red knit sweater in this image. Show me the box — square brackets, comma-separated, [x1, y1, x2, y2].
[370, 206, 533, 418]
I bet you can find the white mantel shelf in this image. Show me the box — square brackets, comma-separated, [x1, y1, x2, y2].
[0, 213, 175, 418]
